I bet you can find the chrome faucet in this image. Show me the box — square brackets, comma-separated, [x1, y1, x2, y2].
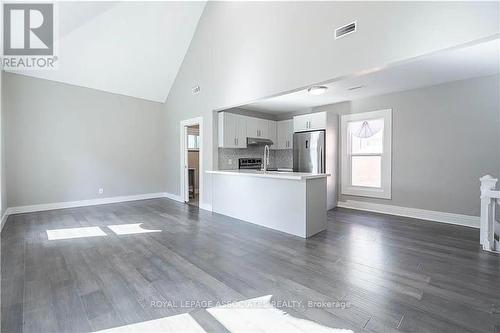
[262, 145, 270, 172]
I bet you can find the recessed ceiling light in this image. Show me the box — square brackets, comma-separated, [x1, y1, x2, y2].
[307, 86, 328, 95]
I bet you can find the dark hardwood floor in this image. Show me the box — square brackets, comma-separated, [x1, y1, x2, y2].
[1, 198, 499, 332]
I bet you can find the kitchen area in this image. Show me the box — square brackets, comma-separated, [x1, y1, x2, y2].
[207, 105, 338, 238]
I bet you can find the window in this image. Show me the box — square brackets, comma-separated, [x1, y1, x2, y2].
[187, 126, 200, 150]
[341, 109, 392, 199]
[188, 134, 200, 150]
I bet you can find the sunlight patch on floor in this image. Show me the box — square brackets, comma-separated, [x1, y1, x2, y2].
[207, 295, 353, 333]
[46, 226, 107, 240]
[94, 313, 205, 333]
[107, 223, 162, 235]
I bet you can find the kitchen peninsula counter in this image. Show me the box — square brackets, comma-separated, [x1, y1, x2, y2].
[206, 170, 330, 238]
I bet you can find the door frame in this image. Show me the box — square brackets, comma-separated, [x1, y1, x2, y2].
[180, 117, 203, 204]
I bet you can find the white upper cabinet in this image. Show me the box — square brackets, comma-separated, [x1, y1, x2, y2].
[219, 113, 283, 148]
[277, 119, 293, 149]
[268, 120, 277, 149]
[293, 112, 327, 132]
[218, 112, 247, 148]
[236, 115, 247, 148]
[293, 115, 309, 132]
[247, 117, 269, 138]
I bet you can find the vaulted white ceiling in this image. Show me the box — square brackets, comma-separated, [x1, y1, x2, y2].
[10, 2, 206, 102]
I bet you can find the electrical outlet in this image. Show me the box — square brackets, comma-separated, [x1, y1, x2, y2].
[98, 188, 104, 194]
[228, 159, 232, 165]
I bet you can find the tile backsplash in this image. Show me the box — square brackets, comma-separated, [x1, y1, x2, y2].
[218, 147, 293, 170]
[274, 149, 293, 169]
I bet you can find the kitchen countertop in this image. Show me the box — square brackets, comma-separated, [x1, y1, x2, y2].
[206, 169, 330, 180]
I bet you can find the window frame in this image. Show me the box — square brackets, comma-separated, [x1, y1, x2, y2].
[340, 109, 392, 199]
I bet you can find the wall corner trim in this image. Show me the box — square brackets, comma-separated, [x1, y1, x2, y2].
[336, 200, 479, 228]
[1, 211, 9, 232]
[200, 203, 213, 212]
[163, 192, 184, 203]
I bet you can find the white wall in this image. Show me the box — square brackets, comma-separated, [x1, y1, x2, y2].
[164, 1, 500, 209]
[4, 73, 167, 207]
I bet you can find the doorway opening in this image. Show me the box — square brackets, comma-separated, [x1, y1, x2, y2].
[180, 117, 203, 207]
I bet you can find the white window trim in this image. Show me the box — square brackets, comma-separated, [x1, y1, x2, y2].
[340, 109, 392, 199]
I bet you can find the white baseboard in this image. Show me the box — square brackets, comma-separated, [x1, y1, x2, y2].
[7, 192, 169, 215]
[0, 191, 212, 231]
[337, 199, 479, 228]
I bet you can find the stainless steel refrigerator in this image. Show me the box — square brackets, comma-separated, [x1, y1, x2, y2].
[293, 130, 325, 173]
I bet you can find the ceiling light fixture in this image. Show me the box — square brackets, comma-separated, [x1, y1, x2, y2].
[348, 85, 364, 91]
[307, 86, 328, 95]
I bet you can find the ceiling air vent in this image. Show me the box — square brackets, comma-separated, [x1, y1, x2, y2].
[335, 21, 356, 39]
[192, 85, 201, 95]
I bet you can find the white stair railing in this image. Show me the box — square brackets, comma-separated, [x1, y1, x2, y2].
[479, 175, 500, 252]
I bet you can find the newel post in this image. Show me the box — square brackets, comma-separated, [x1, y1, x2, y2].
[479, 175, 497, 251]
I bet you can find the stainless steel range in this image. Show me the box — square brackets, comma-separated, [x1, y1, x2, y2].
[238, 158, 263, 170]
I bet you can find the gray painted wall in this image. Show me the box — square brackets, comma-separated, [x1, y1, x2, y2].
[316, 75, 499, 216]
[4, 73, 166, 207]
[164, 1, 499, 209]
